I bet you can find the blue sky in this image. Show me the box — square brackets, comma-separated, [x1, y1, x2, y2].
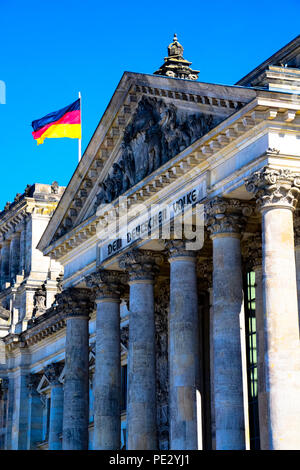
[0, 0, 299, 209]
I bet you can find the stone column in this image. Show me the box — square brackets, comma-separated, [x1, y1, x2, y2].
[86, 270, 124, 450]
[27, 374, 43, 449]
[119, 249, 161, 450]
[58, 288, 93, 450]
[0, 240, 10, 288]
[9, 231, 21, 281]
[205, 197, 251, 450]
[166, 239, 200, 450]
[44, 363, 64, 450]
[246, 167, 300, 449]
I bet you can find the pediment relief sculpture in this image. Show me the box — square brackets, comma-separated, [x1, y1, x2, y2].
[94, 96, 217, 208]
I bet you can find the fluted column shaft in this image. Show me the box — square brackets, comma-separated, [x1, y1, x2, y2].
[45, 363, 64, 450]
[167, 240, 200, 450]
[60, 288, 93, 450]
[206, 198, 249, 450]
[86, 270, 123, 450]
[246, 167, 300, 449]
[119, 249, 160, 450]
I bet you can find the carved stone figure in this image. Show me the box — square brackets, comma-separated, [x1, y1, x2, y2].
[94, 182, 107, 210]
[112, 163, 124, 196]
[32, 284, 47, 318]
[120, 324, 129, 350]
[24, 184, 32, 196]
[104, 174, 116, 203]
[51, 181, 59, 194]
[56, 273, 63, 294]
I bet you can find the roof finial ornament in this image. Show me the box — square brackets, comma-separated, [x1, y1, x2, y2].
[154, 34, 199, 81]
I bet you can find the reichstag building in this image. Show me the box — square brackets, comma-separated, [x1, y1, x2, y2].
[0, 34, 300, 450]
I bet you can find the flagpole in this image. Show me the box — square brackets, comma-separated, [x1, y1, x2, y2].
[78, 91, 81, 162]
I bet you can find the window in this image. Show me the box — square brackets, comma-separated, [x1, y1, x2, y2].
[244, 271, 260, 449]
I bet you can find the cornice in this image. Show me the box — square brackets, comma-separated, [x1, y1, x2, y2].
[0, 198, 60, 241]
[21, 308, 66, 348]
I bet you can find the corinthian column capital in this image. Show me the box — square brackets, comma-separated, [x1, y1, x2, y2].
[26, 373, 42, 395]
[56, 287, 94, 319]
[245, 166, 300, 211]
[44, 363, 63, 386]
[85, 269, 126, 301]
[165, 239, 196, 260]
[205, 197, 252, 237]
[119, 249, 163, 282]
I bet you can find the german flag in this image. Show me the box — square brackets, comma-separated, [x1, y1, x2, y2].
[32, 98, 81, 145]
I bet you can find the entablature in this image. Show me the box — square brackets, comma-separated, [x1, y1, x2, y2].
[0, 194, 63, 242]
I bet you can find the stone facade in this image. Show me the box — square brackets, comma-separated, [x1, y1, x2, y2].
[1, 35, 300, 450]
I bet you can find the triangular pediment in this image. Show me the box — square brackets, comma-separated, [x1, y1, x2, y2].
[37, 374, 50, 393]
[236, 35, 300, 87]
[38, 72, 257, 253]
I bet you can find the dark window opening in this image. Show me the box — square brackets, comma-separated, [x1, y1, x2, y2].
[244, 271, 260, 449]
